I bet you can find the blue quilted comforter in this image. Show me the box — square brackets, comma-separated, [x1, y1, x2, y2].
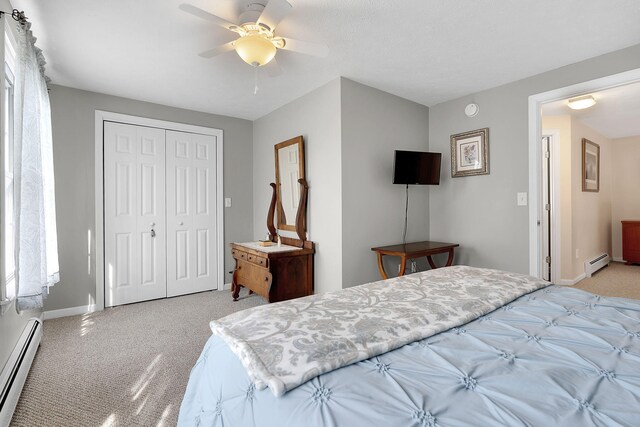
[178, 286, 640, 426]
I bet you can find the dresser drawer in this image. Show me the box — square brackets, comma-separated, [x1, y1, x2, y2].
[247, 253, 268, 268]
[231, 249, 248, 261]
[236, 260, 272, 298]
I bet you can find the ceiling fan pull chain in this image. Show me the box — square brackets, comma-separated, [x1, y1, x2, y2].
[254, 67, 259, 95]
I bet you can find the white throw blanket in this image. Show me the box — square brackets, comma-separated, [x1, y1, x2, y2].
[210, 266, 548, 397]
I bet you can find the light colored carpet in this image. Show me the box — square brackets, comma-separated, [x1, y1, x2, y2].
[10, 289, 264, 427]
[572, 261, 640, 299]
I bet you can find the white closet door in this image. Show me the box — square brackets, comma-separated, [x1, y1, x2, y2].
[166, 130, 218, 297]
[104, 122, 166, 307]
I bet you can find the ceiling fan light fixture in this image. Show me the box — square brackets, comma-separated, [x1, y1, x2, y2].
[234, 34, 277, 67]
[568, 95, 596, 110]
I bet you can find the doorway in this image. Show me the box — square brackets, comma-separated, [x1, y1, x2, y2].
[95, 112, 224, 310]
[528, 68, 640, 283]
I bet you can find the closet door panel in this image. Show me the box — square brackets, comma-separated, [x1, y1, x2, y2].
[166, 131, 217, 297]
[105, 122, 166, 306]
[136, 127, 166, 302]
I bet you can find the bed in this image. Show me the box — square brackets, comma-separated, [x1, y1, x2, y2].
[178, 266, 640, 426]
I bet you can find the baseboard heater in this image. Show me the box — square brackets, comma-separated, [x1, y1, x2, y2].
[0, 318, 42, 427]
[584, 253, 610, 278]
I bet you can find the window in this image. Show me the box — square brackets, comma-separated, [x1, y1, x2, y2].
[1, 22, 16, 304]
[2, 66, 15, 300]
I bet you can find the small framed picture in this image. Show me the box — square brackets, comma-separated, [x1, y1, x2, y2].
[582, 138, 600, 192]
[450, 128, 489, 177]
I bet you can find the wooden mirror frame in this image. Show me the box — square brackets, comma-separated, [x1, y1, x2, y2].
[274, 136, 305, 231]
[268, 136, 308, 245]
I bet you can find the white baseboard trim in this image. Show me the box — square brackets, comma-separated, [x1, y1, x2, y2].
[557, 273, 587, 286]
[613, 257, 624, 263]
[222, 282, 232, 291]
[44, 304, 98, 320]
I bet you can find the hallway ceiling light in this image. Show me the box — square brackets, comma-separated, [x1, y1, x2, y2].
[568, 95, 596, 110]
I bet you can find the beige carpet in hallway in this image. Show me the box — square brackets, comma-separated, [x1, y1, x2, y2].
[10, 289, 264, 427]
[572, 261, 640, 299]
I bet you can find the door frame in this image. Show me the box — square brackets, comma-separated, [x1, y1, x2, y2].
[95, 110, 224, 311]
[528, 67, 640, 280]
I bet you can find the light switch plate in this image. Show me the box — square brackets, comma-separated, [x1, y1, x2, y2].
[224, 197, 232, 208]
[517, 192, 527, 206]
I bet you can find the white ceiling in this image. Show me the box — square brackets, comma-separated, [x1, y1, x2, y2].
[542, 81, 640, 139]
[12, 0, 640, 120]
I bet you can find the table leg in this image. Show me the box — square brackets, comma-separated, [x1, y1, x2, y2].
[445, 248, 455, 266]
[376, 253, 389, 280]
[427, 249, 455, 269]
[426, 255, 438, 269]
[232, 268, 241, 301]
[399, 256, 407, 276]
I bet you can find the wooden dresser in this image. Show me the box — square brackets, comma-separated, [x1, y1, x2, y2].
[622, 221, 640, 265]
[231, 239, 314, 302]
[233, 135, 315, 303]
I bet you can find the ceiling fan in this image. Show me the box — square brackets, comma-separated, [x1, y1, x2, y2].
[179, 0, 329, 72]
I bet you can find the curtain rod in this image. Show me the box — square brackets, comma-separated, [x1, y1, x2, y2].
[0, 9, 28, 26]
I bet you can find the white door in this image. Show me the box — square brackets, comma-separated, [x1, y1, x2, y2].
[166, 130, 218, 296]
[104, 122, 167, 307]
[541, 136, 551, 281]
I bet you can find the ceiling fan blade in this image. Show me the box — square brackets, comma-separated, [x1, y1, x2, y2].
[198, 41, 236, 59]
[281, 38, 329, 58]
[257, 0, 292, 31]
[179, 3, 238, 32]
[264, 58, 283, 77]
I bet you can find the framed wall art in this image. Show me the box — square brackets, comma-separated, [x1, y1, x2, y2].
[450, 128, 489, 177]
[582, 138, 600, 192]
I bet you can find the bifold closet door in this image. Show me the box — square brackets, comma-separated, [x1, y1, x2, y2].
[104, 122, 167, 307]
[166, 130, 218, 297]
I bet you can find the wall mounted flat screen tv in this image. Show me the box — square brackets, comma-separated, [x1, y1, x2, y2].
[393, 150, 442, 185]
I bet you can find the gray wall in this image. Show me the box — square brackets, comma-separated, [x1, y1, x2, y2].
[46, 85, 253, 311]
[253, 79, 343, 294]
[341, 78, 430, 287]
[428, 43, 640, 273]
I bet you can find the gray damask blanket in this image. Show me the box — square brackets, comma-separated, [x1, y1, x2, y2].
[210, 266, 548, 397]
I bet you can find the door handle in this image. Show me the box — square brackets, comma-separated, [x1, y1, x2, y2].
[151, 229, 156, 238]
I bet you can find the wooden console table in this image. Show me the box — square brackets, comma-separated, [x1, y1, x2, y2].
[371, 241, 459, 279]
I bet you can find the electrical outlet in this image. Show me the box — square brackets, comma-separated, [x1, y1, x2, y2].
[410, 260, 417, 273]
[575, 248, 580, 259]
[224, 197, 232, 208]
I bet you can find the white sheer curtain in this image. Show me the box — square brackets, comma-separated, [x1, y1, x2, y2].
[13, 23, 59, 310]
